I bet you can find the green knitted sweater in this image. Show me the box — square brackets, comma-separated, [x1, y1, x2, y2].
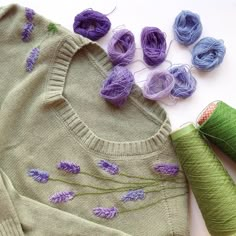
[0, 4, 188, 236]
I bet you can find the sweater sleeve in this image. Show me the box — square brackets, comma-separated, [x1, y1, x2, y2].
[0, 169, 130, 236]
[0, 4, 68, 109]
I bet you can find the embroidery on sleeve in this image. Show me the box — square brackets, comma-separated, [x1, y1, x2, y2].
[153, 163, 179, 176]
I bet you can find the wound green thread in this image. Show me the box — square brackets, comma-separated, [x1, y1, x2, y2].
[171, 123, 236, 236]
[199, 101, 236, 162]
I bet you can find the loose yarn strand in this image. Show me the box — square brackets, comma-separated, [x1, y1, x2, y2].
[104, 6, 117, 16]
[198, 101, 236, 162]
[198, 129, 236, 154]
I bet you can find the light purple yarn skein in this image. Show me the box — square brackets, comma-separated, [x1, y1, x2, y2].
[108, 29, 135, 66]
[100, 66, 134, 107]
[169, 65, 197, 99]
[142, 71, 175, 101]
[141, 27, 167, 66]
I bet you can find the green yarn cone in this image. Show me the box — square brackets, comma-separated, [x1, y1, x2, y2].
[171, 124, 236, 236]
[199, 101, 236, 162]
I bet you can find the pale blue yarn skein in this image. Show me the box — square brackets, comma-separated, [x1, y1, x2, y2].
[192, 37, 226, 71]
[173, 10, 202, 46]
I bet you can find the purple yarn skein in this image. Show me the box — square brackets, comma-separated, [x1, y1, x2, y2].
[73, 9, 111, 41]
[100, 66, 134, 107]
[142, 71, 175, 101]
[141, 27, 167, 66]
[108, 29, 135, 66]
[169, 65, 197, 99]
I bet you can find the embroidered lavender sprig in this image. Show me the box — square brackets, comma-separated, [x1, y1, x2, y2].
[28, 169, 49, 183]
[93, 207, 118, 219]
[25, 23, 58, 72]
[25, 7, 35, 22]
[26, 47, 40, 72]
[57, 161, 80, 174]
[153, 163, 179, 176]
[49, 191, 75, 203]
[97, 160, 119, 175]
[22, 22, 34, 42]
[121, 189, 145, 202]
[21, 8, 35, 42]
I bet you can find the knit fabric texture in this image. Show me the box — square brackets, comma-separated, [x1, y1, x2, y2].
[0, 4, 188, 236]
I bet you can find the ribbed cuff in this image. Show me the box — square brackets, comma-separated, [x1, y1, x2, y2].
[0, 218, 23, 236]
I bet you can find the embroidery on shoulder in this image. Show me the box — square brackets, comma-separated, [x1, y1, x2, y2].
[21, 7, 35, 42]
[25, 23, 58, 72]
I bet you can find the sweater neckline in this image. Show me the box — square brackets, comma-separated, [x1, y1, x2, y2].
[45, 35, 171, 158]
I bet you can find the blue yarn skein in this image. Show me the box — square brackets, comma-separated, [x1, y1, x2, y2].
[173, 10, 202, 46]
[192, 37, 226, 71]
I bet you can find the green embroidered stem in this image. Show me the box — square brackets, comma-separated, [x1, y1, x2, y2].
[198, 128, 236, 153]
[145, 186, 186, 194]
[80, 171, 155, 185]
[49, 177, 157, 191]
[37, 23, 58, 47]
[119, 192, 188, 214]
[119, 172, 185, 183]
[74, 186, 187, 198]
[119, 172, 158, 181]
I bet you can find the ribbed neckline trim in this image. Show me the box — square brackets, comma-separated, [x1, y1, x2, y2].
[46, 35, 171, 157]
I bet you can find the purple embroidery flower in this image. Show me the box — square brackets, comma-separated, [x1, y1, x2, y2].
[121, 189, 145, 202]
[22, 22, 34, 42]
[26, 47, 40, 72]
[57, 161, 80, 174]
[49, 191, 75, 203]
[93, 207, 118, 219]
[28, 169, 49, 183]
[25, 7, 35, 22]
[153, 163, 179, 176]
[97, 160, 119, 175]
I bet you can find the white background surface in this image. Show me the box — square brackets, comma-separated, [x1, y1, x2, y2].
[2, 0, 236, 235]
